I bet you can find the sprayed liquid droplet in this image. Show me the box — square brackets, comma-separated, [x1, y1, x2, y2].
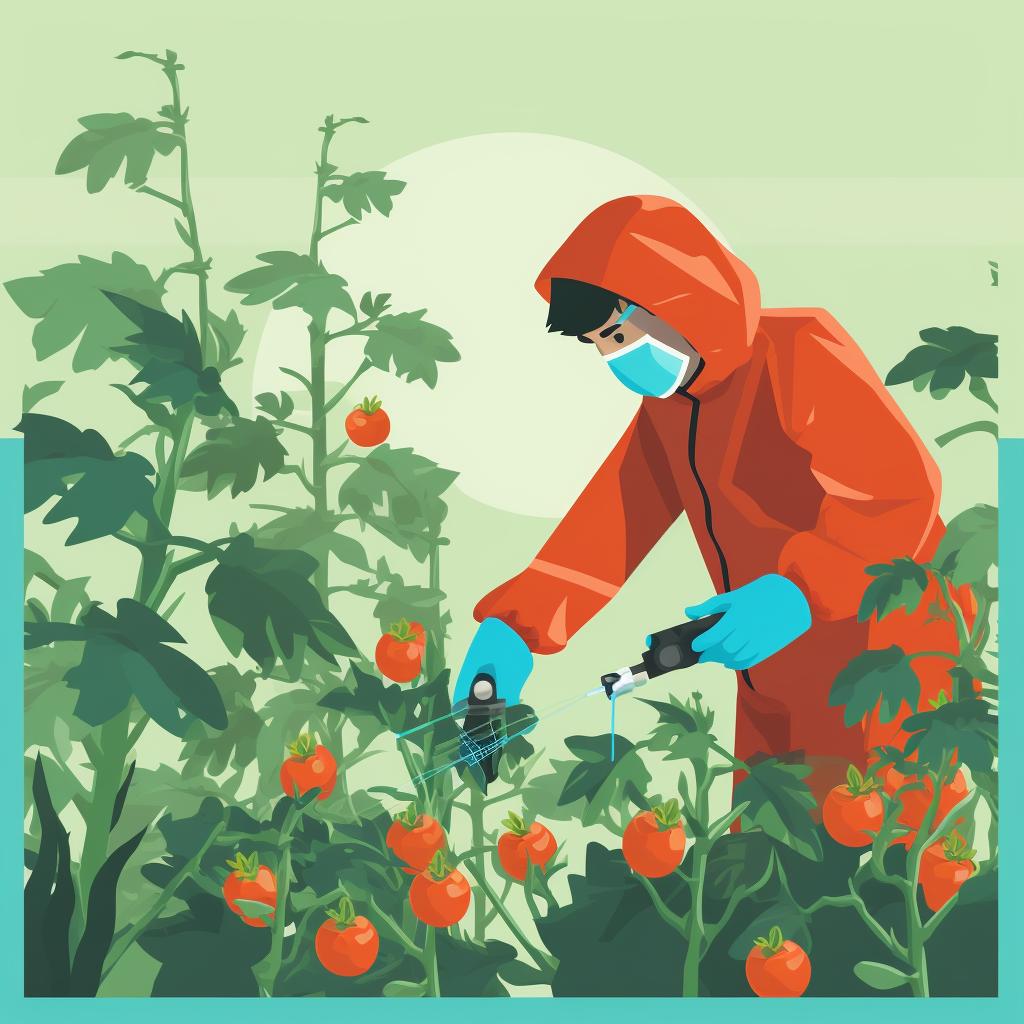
[609, 692, 618, 761]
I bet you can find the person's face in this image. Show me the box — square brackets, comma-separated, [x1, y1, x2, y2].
[581, 301, 698, 364]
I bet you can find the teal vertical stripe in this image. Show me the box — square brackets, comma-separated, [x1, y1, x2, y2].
[2, 439, 24, 1005]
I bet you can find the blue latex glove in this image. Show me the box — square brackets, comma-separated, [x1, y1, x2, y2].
[453, 617, 534, 709]
[684, 574, 811, 671]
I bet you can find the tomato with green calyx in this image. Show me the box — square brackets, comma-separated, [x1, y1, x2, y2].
[622, 799, 687, 878]
[222, 852, 276, 928]
[746, 925, 811, 997]
[315, 895, 380, 976]
[823, 764, 884, 847]
[386, 803, 446, 870]
[345, 395, 391, 447]
[920, 830, 977, 911]
[280, 732, 337, 801]
[408, 851, 471, 928]
[375, 618, 425, 683]
[497, 810, 557, 881]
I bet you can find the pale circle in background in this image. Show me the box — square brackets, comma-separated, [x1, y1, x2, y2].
[251, 133, 727, 518]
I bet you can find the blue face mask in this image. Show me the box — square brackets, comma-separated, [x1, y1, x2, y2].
[602, 304, 693, 398]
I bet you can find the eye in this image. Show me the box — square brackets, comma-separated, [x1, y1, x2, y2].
[613, 332, 625, 344]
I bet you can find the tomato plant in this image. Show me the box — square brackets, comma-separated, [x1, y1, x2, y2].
[822, 765, 884, 847]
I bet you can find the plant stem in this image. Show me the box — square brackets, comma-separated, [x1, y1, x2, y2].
[255, 803, 304, 996]
[423, 926, 440, 996]
[100, 814, 227, 983]
[461, 860, 556, 973]
[470, 784, 486, 940]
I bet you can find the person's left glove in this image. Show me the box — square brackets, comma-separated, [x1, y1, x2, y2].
[452, 617, 534, 709]
[683, 574, 811, 671]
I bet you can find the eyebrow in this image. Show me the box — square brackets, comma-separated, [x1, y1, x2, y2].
[598, 303, 637, 338]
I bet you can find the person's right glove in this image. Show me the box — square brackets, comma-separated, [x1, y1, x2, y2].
[452, 617, 534, 709]
[685, 574, 812, 671]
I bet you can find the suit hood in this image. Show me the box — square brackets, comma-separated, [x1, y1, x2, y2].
[536, 195, 761, 394]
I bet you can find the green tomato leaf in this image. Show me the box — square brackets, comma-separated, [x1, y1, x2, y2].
[638, 692, 716, 762]
[24, 599, 226, 737]
[104, 292, 238, 418]
[254, 390, 295, 421]
[902, 697, 997, 773]
[933, 504, 997, 589]
[886, 326, 997, 398]
[733, 757, 822, 861]
[180, 417, 287, 498]
[205, 533, 357, 678]
[364, 311, 459, 389]
[4, 253, 165, 370]
[55, 112, 178, 193]
[224, 251, 355, 320]
[253, 507, 371, 572]
[180, 666, 262, 781]
[18, 413, 157, 544]
[323, 170, 406, 220]
[857, 558, 931, 623]
[829, 645, 920, 726]
[337, 445, 457, 560]
[853, 961, 915, 991]
[22, 380, 64, 413]
[551, 734, 652, 827]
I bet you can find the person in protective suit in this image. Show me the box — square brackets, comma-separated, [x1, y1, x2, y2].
[453, 195, 975, 801]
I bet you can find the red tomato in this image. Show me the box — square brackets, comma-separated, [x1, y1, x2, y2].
[920, 832, 977, 912]
[823, 765, 885, 847]
[386, 805, 446, 870]
[408, 854, 471, 928]
[497, 811, 557, 881]
[883, 766, 968, 846]
[315, 897, 380, 977]
[375, 619, 425, 683]
[345, 396, 391, 447]
[280, 734, 337, 801]
[622, 802, 687, 878]
[222, 852, 277, 928]
[746, 929, 811, 997]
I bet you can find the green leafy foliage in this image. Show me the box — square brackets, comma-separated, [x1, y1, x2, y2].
[338, 445, 457, 559]
[858, 558, 930, 623]
[25, 598, 227, 737]
[4, 253, 165, 370]
[254, 390, 295, 421]
[205, 533, 357, 677]
[343, 557, 444, 628]
[23, 380, 64, 413]
[55, 112, 178, 193]
[252, 507, 370, 571]
[886, 326, 997, 399]
[830, 645, 920, 726]
[536, 843, 689, 996]
[106, 292, 238, 417]
[19, 413, 156, 544]
[933, 504, 997, 589]
[733, 757, 822, 861]
[519, 733, 650, 828]
[364, 311, 459, 388]
[639, 692, 715, 763]
[225, 251, 355, 321]
[24, 755, 146, 996]
[901, 697, 997, 773]
[181, 417, 287, 497]
[319, 666, 456, 752]
[323, 170, 406, 220]
[180, 666, 263, 783]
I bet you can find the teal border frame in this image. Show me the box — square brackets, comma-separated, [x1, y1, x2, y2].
[2, 435, 1020, 1016]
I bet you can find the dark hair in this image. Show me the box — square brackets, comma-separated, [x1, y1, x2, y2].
[546, 278, 635, 342]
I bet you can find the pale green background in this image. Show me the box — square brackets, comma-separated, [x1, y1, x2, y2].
[4, 0, 1014, 994]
